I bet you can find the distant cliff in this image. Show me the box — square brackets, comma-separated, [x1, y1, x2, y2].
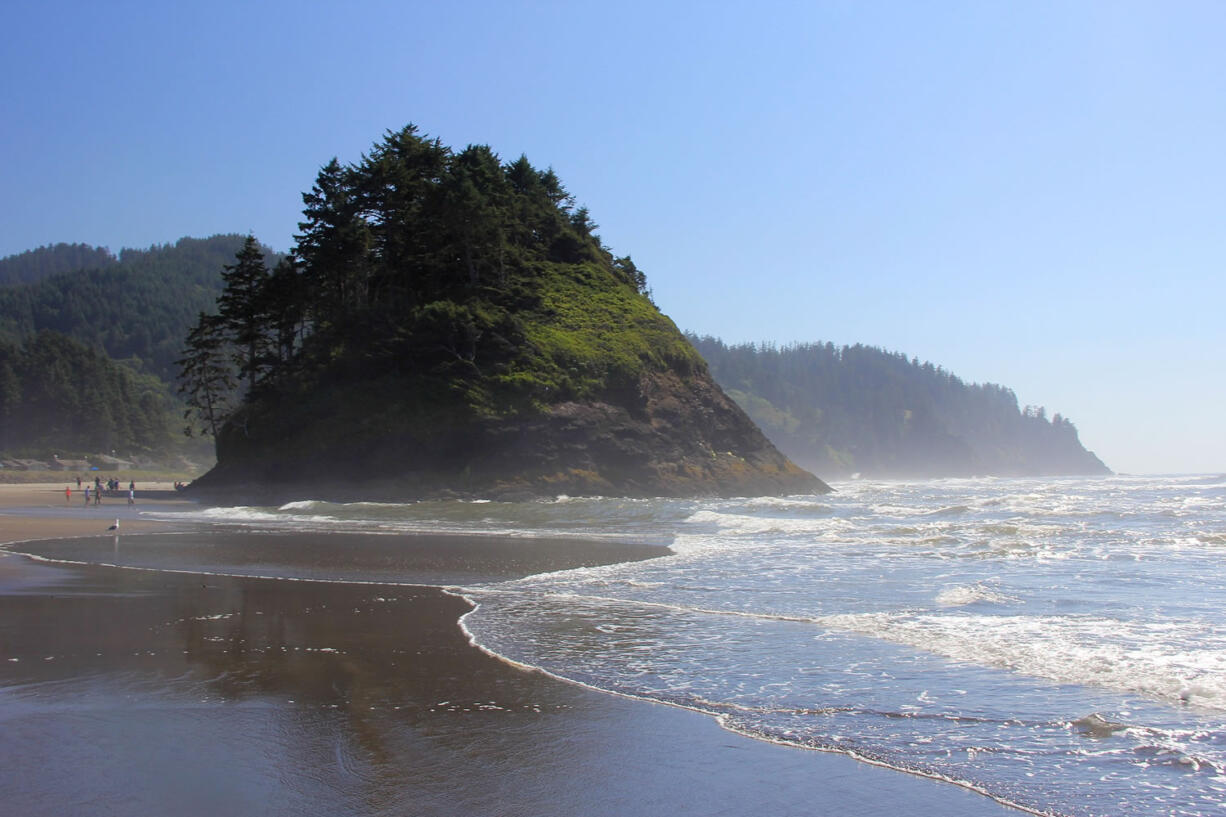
[186, 126, 825, 501]
[689, 336, 1110, 479]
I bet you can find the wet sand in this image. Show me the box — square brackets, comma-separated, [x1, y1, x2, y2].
[0, 486, 1024, 816]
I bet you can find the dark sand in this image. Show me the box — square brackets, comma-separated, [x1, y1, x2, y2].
[0, 495, 1025, 816]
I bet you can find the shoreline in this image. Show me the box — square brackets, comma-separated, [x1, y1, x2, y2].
[0, 484, 1026, 816]
[451, 593, 1043, 817]
[0, 481, 195, 542]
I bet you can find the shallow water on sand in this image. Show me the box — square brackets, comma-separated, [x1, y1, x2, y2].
[0, 542, 1013, 816]
[135, 474, 1226, 817]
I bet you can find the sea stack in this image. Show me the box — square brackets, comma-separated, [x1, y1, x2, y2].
[186, 125, 827, 502]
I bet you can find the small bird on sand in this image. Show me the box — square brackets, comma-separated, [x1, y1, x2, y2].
[107, 519, 119, 531]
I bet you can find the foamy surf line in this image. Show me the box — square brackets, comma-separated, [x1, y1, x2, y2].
[450, 589, 1049, 817]
[151, 505, 652, 543]
[5, 547, 459, 589]
[458, 585, 1226, 715]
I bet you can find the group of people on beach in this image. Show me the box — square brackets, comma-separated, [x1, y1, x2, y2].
[65, 476, 135, 506]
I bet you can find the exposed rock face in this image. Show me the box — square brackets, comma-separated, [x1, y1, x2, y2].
[472, 370, 826, 498]
[191, 367, 828, 503]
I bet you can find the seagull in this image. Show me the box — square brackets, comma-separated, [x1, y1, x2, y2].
[107, 519, 120, 531]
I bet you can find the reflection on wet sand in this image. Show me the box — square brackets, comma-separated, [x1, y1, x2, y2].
[17, 529, 668, 586]
[1, 559, 639, 815]
[0, 535, 1021, 817]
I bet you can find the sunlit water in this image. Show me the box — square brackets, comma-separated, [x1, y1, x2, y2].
[157, 474, 1226, 817]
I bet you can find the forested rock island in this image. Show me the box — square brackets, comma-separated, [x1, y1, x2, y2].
[182, 126, 824, 501]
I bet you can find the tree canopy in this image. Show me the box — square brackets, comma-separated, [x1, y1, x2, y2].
[0, 234, 272, 381]
[0, 243, 117, 286]
[181, 125, 686, 447]
[0, 330, 175, 457]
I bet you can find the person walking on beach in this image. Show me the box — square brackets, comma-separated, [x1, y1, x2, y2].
[83, 485, 90, 506]
[65, 486, 72, 504]
[128, 487, 134, 505]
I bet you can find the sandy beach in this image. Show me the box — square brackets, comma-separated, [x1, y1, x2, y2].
[0, 481, 189, 542]
[0, 483, 1024, 816]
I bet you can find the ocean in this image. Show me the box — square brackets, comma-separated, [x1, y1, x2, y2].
[140, 474, 1226, 816]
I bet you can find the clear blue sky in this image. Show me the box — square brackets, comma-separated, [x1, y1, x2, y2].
[3, 1, 1223, 475]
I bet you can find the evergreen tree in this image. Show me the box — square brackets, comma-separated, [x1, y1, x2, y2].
[612, 255, 648, 294]
[356, 125, 450, 309]
[262, 257, 306, 368]
[176, 312, 236, 438]
[295, 159, 371, 326]
[440, 144, 510, 288]
[0, 347, 19, 449]
[216, 235, 272, 392]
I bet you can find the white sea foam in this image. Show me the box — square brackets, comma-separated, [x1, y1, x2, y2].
[738, 496, 835, 514]
[681, 509, 850, 539]
[278, 500, 321, 511]
[814, 611, 1226, 712]
[165, 505, 342, 528]
[934, 583, 1015, 607]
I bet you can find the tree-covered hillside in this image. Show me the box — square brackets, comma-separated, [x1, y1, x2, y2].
[0, 330, 176, 458]
[0, 235, 275, 381]
[689, 336, 1109, 478]
[0, 243, 117, 286]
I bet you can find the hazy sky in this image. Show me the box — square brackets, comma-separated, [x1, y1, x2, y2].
[3, 1, 1223, 475]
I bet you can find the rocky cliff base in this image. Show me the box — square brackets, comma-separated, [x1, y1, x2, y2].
[189, 370, 828, 504]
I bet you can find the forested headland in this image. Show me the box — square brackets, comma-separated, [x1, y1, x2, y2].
[0, 235, 268, 468]
[690, 335, 1110, 478]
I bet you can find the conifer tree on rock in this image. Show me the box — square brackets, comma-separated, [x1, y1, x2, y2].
[216, 235, 273, 393]
[176, 312, 236, 438]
